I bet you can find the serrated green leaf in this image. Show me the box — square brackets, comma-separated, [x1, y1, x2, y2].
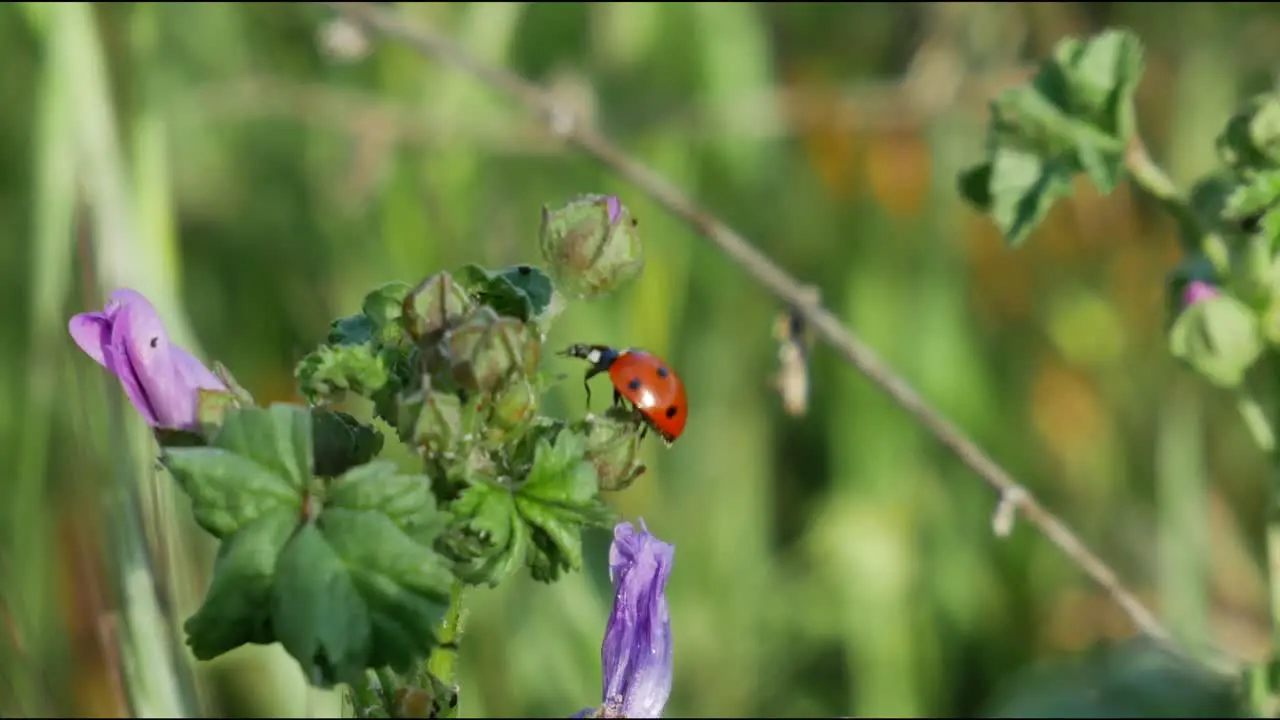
[983, 147, 1075, 247]
[296, 343, 389, 403]
[328, 314, 377, 347]
[184, 508, 297, 659]
[311, 409, 385, 478]
[496, 265, 554, 318]
[1050, 28, 1144, 140]
[515, 434, 615, 582]
[984, 638, 1245, 718]
[326, 461, 450, 546]
[1169, 294, 1264, 388]
[438, 484, 527, 587]
[962, 29, 1144, 246]
[162, 405, 311, 538]
[454, 263, 538, 321]
[272, 510, 453, 688]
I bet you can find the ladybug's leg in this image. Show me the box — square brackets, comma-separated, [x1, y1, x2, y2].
[582, 366, 605, 410]
[612, 387, 624, 408]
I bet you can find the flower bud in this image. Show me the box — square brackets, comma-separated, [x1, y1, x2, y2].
[403, 272, 475, 341]
[577, 407, 647, 491]
[538, 194, 644, 300]
[446, 307, 540, 394]
[484, 378, 540, 446]
[399, 389, 479, 458]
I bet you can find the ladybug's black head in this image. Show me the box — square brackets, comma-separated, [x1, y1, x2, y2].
[559, 343, 619, 371]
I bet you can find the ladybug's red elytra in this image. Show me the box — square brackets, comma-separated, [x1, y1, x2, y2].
[560, 343, 688, 446]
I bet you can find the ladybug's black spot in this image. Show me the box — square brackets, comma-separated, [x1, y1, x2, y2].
[627, 378, 642, 391]
[665, 405, 679, 419]
[150, 336, 159, 348]
[656, 366, 669, 378]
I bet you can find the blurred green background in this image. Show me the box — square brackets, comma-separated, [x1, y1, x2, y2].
[3, 1, 1279, 717]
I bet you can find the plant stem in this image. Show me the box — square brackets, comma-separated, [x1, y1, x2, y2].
[427, 580, 467, 687]
[1123, 137, 1229, 272]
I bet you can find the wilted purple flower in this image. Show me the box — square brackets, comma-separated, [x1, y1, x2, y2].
[575, 519, 674, 719]
[68, 288, 225, 430]
[1182, 280, 1220, 307]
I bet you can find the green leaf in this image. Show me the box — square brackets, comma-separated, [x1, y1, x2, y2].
[1224, 169, 1280, 222]
[1049, 28, 1144, 141]
[515, 433, 615, 582]
[453, 263, 552, 321]
[184, 508, 298, 659]
[325, 461, 450, 546]
[438, 483, 528, 587]
[311, 409, 385, 478]
[1218, 94, 1280, 175]
[960, 28, 1145, 246]
[1169, 294, 1264, 388]
[362, 282, 413, 330]
[984, 147, 1075, 247]
[984, 638, 1245, 718]
[496, 265, 554, 319]
[296, 342, 389, 404]
[272, 510, 454, 688]
[328, 314, 377, 347]
[162, 404, 311, 539]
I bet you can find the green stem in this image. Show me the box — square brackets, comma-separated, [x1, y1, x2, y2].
[1123, 137, 1228, 272]
[1244, 359, 1280, 716]
[427, 580, 468, 686]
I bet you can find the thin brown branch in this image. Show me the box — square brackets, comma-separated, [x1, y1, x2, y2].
[311, 1, 1174, 646]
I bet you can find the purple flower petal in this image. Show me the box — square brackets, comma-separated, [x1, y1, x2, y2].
[1182, 280, 1219, 307]
[605, 196, 623, 225]
[68, 311, 113, 368]
[600, 519, 674, 719]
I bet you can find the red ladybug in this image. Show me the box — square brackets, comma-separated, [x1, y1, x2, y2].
[560, 343, 688, 445]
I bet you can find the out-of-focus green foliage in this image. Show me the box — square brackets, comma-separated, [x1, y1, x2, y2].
[5, 2, 1280, 717]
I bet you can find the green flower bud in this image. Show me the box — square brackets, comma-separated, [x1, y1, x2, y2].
[484, 378, 539, 446]
[446, 307, 540, 394]
[399, 389, 479, 459]
[577, 407, 647, 491]
[403, 271, 475, 341]
[538, 194, 644, 300]
[1169, 292, 1264, 388]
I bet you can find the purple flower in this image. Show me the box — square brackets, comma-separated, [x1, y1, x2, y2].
[68, 288, 226, 430]
[579, 519, 673, 719]
[1182, 280, 1220, 307]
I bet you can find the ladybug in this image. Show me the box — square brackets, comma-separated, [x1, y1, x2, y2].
[560, 343, 688, 445]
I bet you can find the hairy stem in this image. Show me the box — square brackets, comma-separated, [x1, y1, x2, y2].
[427, 580, 467, 687]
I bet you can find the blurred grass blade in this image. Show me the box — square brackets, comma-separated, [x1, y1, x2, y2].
[50, 3, 197, 716]
[8, 1, 79, 714]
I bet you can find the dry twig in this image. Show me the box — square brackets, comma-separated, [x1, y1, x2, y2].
[310, 1, 1173, 645]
